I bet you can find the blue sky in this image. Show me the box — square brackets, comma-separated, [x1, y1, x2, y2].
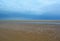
[0, 0, 60, 20]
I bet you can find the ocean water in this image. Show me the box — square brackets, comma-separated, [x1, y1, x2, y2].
[15, 22, 60, 24]
[0, 21, 60, 24]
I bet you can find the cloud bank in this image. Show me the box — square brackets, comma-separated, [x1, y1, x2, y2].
[0, 0, 60, 20]
[0, 0, 60, 15]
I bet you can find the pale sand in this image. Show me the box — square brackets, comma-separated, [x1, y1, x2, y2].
[0, 22, 60, 41]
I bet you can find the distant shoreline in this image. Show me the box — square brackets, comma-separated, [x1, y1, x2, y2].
[0, 20, 60, 22]
[0, 20, 60, 25]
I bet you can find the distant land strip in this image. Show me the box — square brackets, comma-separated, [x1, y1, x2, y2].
[0, 20, 60, 22]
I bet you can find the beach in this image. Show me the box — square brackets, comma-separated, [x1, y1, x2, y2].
[0, 21, 60, 41]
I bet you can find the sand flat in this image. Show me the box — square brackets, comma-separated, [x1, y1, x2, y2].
[0, 22, 60, 41]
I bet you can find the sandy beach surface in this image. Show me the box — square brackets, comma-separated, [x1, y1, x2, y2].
[0, 21, 60, 41]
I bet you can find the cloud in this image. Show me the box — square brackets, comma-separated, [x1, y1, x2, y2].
[0, 0, 60, 15]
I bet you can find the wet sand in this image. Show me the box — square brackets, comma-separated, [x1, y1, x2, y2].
[0, 22, 60, 41]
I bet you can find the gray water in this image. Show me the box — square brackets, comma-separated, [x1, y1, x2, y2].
[0, 22, 60, 24]
[15, 22, 60, 24]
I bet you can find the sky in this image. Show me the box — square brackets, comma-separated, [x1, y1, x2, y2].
[0, 0, 60, 20]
